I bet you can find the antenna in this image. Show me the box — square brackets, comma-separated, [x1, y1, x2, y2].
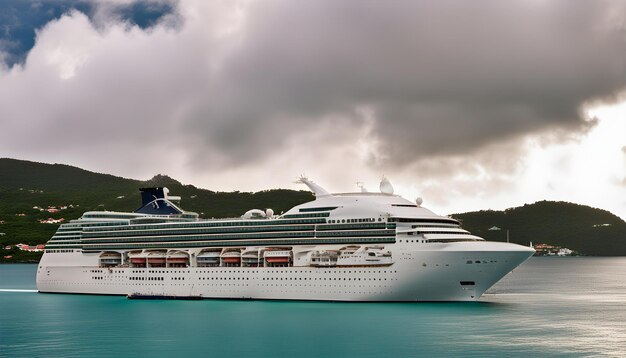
[355, 181, 368, 193]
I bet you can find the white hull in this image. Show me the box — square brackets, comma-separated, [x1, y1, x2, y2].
[37, 242, 533, 301]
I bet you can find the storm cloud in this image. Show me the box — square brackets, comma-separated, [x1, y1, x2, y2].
[0, 0, 625, 204]
[190, 0, 626, 168]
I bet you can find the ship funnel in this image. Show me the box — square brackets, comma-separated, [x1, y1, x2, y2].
[140, 187, 168, 207]
[136, 187, 182, 215]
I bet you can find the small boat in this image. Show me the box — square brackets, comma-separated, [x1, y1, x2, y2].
[166, 251, 190, 267]
[241, 248, 262, 267]
[310, 250, 339, 267]
[220, 249, 242, 266]
[197, 250, 220, 267]
[264, 248, 292, 267]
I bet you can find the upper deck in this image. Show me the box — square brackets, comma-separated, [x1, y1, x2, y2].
[44, 178, 463, 252]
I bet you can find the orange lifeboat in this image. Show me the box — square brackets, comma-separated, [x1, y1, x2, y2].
[147, 257, 166, 264]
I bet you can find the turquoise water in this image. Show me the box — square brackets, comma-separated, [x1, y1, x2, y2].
[1, 258, 625, 357]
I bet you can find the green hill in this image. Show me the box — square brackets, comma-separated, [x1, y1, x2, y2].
[0, 158, 313, 261]
[451, 201, 626, 256]
[1, 158, 625, 262]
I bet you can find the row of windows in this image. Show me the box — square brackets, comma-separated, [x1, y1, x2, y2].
[81, 223, 393, 240]
[411, 224, 459, 228]
[83, 218, 327, 233]
[56, 227, 83, 232]
[299, 206, 338, 212]
[426, 239, 481, 243]
[316, 223, 387, 231]
[81, 228, 396, 244]
[406, 231, 470, 236]
[81, 231, 317, 244]
[261, 277, 393, 281]
[51, 235, 82, 240]
[316, 230, 396, 237]
[389, 217, 459, 225]
[127, 276, 170, 281]
[81, 237, 396, 250]
[81, 225, 317, 239]
[398, 238, 480, 243]
[111, 276, 396, 283]
[46, 244, 81, 249]
[104, 269, 397, 274]
[328, 218, 381, 224]
[283, 213, 330, 219]
[45, 249, 75, 253]
[83, 214, 141, 219]
[48, 240, 82, 245]
[72, 221, 130, 228]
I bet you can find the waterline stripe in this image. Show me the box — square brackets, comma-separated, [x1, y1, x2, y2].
[0, 289, 38, 292]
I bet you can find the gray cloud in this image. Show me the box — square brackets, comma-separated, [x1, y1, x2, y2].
[1, 0, 626, 185]
[186, 0, 626, 170]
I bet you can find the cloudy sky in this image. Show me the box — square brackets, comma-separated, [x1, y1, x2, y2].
[1, 0, 625, 219]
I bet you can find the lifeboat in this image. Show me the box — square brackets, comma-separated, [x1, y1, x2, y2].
[333, 246, 393, 266]
[166, 251, 189, 267]
[128, 251, 148, 267]
[336, 245, 363, 266]
[146, 252, 167, 267]
[99, 252, 122, 267]
[264, 249, 292, 266]
[310, 250, 339, 267]
[220, 250, 242, 267]
[363, 247, 393, 266]
[241, 248, 262, 267]
[197, 250, 221, 267]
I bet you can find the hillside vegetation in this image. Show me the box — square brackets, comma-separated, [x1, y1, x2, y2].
[452, 201, 626, 256]
[1, 158, 625, 261]
[0, 158, 313, 261]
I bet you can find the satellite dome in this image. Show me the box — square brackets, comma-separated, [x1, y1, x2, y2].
[379, 177, 394, 195]
[242, 209, 266, 219]
[416, 197, 423, 207]
[266, 208, 274, 217]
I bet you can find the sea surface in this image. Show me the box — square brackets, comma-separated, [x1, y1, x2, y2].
[1, 257, 625, 357]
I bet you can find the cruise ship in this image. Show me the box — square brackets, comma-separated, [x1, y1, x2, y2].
[36, 177, 534, 301]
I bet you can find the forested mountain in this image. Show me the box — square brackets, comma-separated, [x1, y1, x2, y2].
[0, 158, 312, 261]
[1, 158, 625, 262]
[452, 201, 626, 256]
